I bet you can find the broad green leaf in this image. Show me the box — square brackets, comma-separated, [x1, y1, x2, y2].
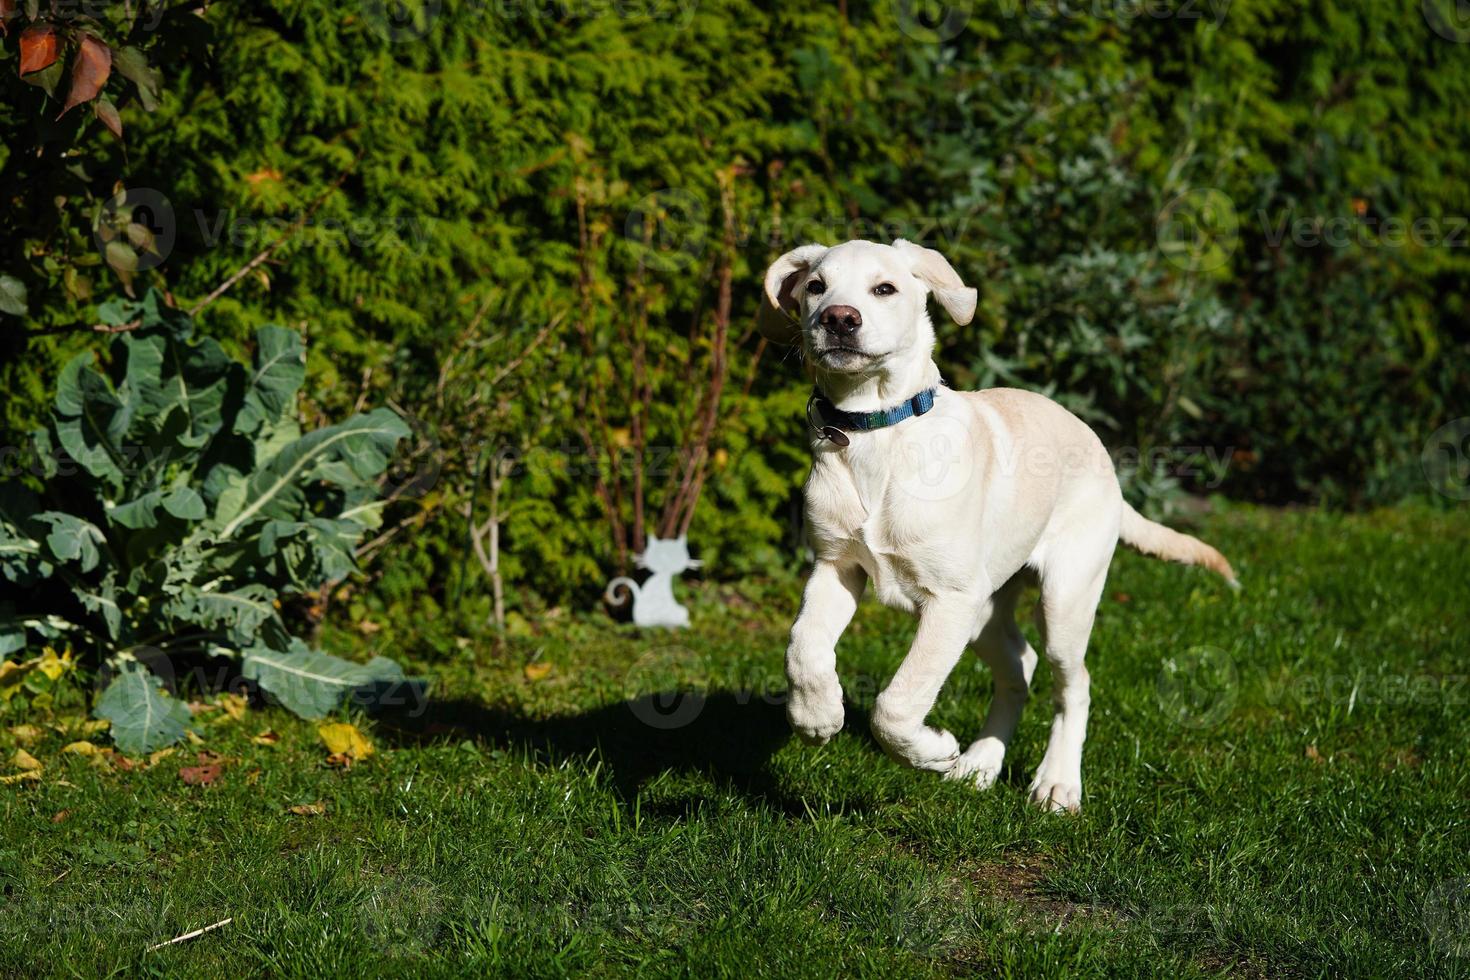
[109, 486, 207, 530]
[0, 275, 27, 316]
[163, 487, 207, 521]
[235, 326, 305, 435]
[253, 415, 302, 469]
[0, 484, 44, 582]
[159, 334, 236, 448]
[0, 605, 24, 659]
[216, 409, 409, 540]
[74, 574, 123, 640]
[112, 46, 162, 112]
[109, 488, 170, 530]
[164, 584, 277, 645]
[94, 664, 191, 754]
[54, 352, 130, 489]
[241, 642, 402, 719]
[205, 464, 250, 526]
[120, 330, 169, 417]
[33, 512, 105, 572]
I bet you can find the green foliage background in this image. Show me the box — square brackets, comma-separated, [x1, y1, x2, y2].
[3, 0, 1467, 625]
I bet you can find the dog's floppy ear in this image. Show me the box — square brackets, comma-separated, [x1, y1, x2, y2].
[758, 244, 828, 345]
[892, 239, 977, 326]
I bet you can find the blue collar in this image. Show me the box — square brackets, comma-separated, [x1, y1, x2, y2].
[807, 387, 939, 447]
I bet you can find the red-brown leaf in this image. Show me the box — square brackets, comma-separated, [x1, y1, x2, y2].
[18, 24, 59, 75]
[60, 33, 111, 116]
[179, 763, 222, 786]
[0, 0, 18, 39]
[95, 97, 123, 139]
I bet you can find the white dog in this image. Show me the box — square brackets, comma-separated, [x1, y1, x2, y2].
[760, 239, 1236, 812]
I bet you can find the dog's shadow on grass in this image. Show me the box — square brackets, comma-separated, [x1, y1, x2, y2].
[377, 690, 872, 818]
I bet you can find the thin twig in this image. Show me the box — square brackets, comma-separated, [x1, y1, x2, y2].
[145, 917, 233, 953]
[187, 153, 362, 318]
[487, 312, 565, 388]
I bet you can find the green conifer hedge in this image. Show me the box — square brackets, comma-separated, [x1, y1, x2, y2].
[3, 0, 1466, 619]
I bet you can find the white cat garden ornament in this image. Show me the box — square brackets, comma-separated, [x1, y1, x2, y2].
[604, 534, 703, 628]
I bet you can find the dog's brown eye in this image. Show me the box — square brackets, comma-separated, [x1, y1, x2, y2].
[806, 280, 825, 295]
[873, 282, 896, 296]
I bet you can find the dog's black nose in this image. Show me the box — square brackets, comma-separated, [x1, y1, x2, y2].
[820, 305, 862, 338]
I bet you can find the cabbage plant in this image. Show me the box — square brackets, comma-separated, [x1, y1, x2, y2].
[0, 292, 409, 752]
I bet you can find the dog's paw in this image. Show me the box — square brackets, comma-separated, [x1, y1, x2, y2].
[904, 727, 961, 773]
[1027, 775, 1083, 813]
[946, 737, 1006, 789]
[786, 684, 844, 745]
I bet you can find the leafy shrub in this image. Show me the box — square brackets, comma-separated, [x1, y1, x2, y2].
[0, 291, 409, 752]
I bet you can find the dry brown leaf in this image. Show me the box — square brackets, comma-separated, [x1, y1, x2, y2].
[51, 810, 71, 824]
[179, 764, 222, 786]
[1305, 744, 1324, 763]
[18, 24, 58, 75]
[60, 34, 111, 116]
[94, 96, 122, 139]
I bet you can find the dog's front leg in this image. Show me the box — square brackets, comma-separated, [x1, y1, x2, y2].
[871, 591, 990, 772]
[785, 561, 865, 745]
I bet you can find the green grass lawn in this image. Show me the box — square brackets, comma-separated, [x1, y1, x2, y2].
[2, 505, 1469, 977]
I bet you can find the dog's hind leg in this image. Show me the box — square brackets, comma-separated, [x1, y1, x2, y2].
[947, 575, 1038, 790]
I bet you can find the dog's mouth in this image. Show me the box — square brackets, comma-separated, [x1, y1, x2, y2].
[813, 345, 878, 368]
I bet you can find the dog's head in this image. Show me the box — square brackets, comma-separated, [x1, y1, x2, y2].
[757, 239, 976, 377]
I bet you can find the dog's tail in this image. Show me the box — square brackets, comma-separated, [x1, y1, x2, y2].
[1119, 502, 1239, 589]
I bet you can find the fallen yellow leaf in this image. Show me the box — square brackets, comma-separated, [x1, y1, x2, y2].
[288, 801, 327, 816]
[216, 692, 249, 723]
[62, 741, 99, 756]
[187, 730, 207, 746]
[317, 723, 373, 762]
[79, 719, 110, 736]
[523, 662, 552, 681]
[147, 747, 176, 767]
[14, 749, 42, 772]
[0, 770, 40, 785]
[8, 724, 43, 745]
[252, 730, 281, 746]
